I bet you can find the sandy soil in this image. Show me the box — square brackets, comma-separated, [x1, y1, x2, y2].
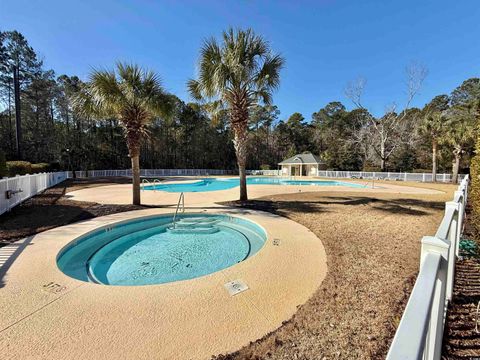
[216, 186, 455, 359]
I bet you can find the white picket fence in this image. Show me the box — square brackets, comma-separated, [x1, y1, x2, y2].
[68, 169, 234, 178]
[0, 172, 68, 216]
[386, 175, 469, 360]
[316, 170, 463, 182]
[248, 169, 464, 182]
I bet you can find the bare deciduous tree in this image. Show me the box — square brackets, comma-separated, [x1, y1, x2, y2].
[345, 63, 428, 171]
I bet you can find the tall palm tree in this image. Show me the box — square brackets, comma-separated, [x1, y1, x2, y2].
[188, 28, 284, 201]
[75, 63, 173, 204]
[418, 111, 445, 182]
[442, 104, 477, 183]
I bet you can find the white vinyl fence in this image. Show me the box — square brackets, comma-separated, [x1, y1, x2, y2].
[71, 168, 464, 183]
[68, 169, 234, 178]
[0, 172, 68, 216]
[317, 170, 463, 182]
[386, 175, 469, 360]
[248, 169, 464, 182]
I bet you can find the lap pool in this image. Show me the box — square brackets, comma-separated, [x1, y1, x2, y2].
[143, 177, 366, 192]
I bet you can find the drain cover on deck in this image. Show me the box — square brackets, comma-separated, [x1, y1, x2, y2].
[224, 279, 249, 296]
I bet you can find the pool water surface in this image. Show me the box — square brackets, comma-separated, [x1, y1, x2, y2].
[57, 214, 266, 286]
[143, 176, 366, 192]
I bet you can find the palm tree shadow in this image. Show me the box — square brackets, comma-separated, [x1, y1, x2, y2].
[219, 195, 443, 217]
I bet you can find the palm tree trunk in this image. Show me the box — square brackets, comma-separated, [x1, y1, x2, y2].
[234, 128, 248, 201]
[432, 140, 438, 182]
[131, 155, 141, 205]
[452, 149, 461, 184]
[231, 103, 249, 201]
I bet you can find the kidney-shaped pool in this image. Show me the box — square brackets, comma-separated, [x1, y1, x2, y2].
[57, 214, 267, 286]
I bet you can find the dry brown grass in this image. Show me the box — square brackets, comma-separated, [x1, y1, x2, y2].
[0, 177, 154, 245]
[216, 185, 455, 359]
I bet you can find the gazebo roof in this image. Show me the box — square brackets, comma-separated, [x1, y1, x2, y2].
[278, 153, 324, 165]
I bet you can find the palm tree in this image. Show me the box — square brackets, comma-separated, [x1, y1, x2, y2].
[442, 104, 477, 183]
[75, 63, 173, 205]
[188, 28, 284, 201]
[418, 111, 446, 182]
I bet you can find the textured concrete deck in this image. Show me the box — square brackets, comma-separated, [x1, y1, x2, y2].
[0, 206, 327, 360]
[65, 177, 443, 207]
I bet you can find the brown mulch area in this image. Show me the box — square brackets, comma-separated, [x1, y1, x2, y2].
[215, 188, 454, 359]
[0, 177, 157, 246]
[443, 204, 480, 359]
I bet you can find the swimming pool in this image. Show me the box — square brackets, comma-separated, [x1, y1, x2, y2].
[143, 177, 366, 192]
[57, 214, 266, 286]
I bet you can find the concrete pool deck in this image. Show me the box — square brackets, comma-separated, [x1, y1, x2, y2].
[65, 176, 444, 207]
[0, 206, 327, 360]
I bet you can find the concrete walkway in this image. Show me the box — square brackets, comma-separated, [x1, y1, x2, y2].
[66, 177, 443, 207]
[0, 206, 326, 360]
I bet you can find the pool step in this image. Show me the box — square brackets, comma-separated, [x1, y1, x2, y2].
[166, 226, 220, 234]
[176, 217, 219, 225]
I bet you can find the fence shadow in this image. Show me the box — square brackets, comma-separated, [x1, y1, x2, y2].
[0, 235, 35, 289]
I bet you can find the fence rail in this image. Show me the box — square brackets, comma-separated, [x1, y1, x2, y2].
[386, 175, 469, 360]
[68, 169, 234, 178]
[317, 170, 464, 182]
[248, 169, 464, 182]
[0, 172, 68, 216]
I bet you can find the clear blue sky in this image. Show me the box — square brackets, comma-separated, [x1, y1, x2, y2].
[1, 0, 479, 119]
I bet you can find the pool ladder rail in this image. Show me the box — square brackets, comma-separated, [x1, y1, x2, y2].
[141, 178, 162, 192]
[172, 192, 185, 229]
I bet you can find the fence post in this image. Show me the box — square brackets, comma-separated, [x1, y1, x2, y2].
[444, 201, 459, 301]
[422, 173, 426, 182]
[454, 190, 465, 256]
[421, 236, 449, 360]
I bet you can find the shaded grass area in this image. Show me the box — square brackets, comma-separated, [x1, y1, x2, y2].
[0, 177, 157, 246]
[216, 189, 453, 359]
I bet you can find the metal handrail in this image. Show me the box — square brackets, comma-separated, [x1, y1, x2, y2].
[142, 178, 162, 192]
[141, 179, 150, 191]
[153, 179, 161, 191]
[172, 192, 185, 229]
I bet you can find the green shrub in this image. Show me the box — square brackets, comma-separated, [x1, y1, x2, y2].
[6, 161, 32, 176]
[362, 163, 381, 172]
[49, 162, 61, 172]
[0, 150, 7, 178]
[31, 163, 50, 173]
[411, 168, 433, 173]
[260, 164, 270, 170]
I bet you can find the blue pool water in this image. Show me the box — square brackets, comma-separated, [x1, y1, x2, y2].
[57, 214, 266, 286]
[143, 177, 366, 193]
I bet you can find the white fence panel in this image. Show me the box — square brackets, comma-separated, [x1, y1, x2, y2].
[66, 168, 465, 183]
[69, 169, 234, 178]
[0, 172, 68, 216]
[387, 175, 469, 359]
[315, 170, 463, 183]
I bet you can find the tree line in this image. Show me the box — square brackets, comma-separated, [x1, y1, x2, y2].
[0, 30, 478, 182]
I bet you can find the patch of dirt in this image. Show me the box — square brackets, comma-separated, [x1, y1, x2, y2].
[215, 189, 453, 359]
[0, 177, 156, 246]
[443, 204, 480, 359]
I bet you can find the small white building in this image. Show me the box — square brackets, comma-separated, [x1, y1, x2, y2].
[279, 153, 325, 176]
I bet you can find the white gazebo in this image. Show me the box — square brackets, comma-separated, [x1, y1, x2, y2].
[278, 153, 325, 176]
